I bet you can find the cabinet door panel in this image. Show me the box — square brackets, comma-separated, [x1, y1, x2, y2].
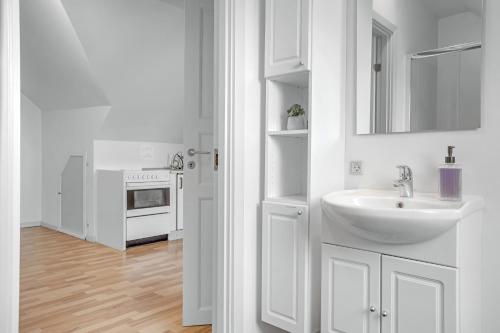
[381, 256, 457, 333]
[322, 244, 381, 333]
[262, 202, 308, 333]
[265, 0, 310, 77]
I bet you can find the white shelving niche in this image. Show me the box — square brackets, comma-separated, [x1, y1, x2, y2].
[262, 1, 346, 331]
[265, 72, 310, 206]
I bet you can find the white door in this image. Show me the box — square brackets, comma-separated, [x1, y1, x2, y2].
[261, 201, 308, 333]
[60, 155, 85, 239]
[265, 0, 310, 77]
[381, 256, 458, 333]
[183, 0, 214, 326]
[321, 244, 381, 333]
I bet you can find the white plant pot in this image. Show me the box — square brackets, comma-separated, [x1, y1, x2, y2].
[287, 116, 305, 130]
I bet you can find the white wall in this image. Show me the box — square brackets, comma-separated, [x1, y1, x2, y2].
[20, 94, 42, 226]
[42, 106, 109, 229]
[93, 140, 184, 171]
[62, 0, 185, 143]
[345, 1, 500, 331]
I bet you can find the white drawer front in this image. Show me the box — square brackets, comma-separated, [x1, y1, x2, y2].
[126, 213, 176, 241]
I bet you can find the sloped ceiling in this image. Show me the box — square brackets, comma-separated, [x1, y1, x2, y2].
[62, 0, 185, 143]
[20, 0, 109, 111]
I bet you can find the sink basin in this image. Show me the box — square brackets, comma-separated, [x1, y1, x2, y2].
[321, 189, 484, 244]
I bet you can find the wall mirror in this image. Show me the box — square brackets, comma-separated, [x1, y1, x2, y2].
[355, 0, 483, 134]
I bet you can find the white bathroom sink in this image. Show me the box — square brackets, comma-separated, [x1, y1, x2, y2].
[321, 189, 484, 244]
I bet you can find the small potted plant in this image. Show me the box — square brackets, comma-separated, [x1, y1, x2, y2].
[286, 104, 306, 130]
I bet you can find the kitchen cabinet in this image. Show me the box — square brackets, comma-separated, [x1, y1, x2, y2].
[262, 201, 308, 333]
[265, 0, 310, 77]
[322, 244, 457, 333]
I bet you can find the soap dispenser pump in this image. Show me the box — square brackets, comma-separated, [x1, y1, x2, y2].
[439, 146, 462, 201]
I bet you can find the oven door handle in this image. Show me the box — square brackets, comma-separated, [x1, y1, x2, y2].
[126, 181, 170, 189]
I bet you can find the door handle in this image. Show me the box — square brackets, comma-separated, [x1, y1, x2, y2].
[188, 148, 211, 156]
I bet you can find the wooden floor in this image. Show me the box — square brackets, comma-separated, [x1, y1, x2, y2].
[20, 227, 211, 333]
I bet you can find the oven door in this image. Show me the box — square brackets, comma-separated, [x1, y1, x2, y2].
[126, 181, 170, 217]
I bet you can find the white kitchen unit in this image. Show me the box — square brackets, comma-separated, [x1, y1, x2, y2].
[262, 201, 308, 332]
[168, 171, 184, 240]
[96, 170, 176, 251]
[175, 173, 184, 230]
[265, 0, 311, 78]
[321, 190, 484, 333]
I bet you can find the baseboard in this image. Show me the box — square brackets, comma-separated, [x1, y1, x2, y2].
[20, 221, 41, 228]
[58, 227, 85, 240]
[40, 222, 58, 231]
[168, 230, 184, 240]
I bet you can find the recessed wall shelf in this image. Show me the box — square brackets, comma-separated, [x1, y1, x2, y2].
[268, 129, 309, 138]
[267, 78, 309, 133]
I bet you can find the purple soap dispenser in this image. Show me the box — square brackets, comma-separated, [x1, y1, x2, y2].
[439, 146, 462, 201]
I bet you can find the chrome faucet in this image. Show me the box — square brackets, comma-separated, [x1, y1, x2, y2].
[394, 165, 414, 198]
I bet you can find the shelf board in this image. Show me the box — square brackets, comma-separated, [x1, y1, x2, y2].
[266, 194, 307, 205]
[268, 129, 308, 138]
[267, 71, 310, 87]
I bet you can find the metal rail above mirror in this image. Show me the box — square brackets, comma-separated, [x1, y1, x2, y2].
[355, 0, 483, 135]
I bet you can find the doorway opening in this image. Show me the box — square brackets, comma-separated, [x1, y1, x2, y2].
[18, 0, 216, 331]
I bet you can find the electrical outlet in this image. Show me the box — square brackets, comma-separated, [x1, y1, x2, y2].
[350, 161, 363, 175]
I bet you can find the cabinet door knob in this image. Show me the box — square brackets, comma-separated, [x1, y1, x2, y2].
[297, 210, 303, 216]
[369, 306, 376, 313]
[382, 310, 388, 318]
[299, 61, 304, 66]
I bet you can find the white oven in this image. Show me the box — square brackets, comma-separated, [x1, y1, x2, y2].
[126, 181, 171, 217]
[124, 171, 176, 243]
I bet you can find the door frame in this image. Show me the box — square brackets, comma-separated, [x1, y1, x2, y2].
[0, 0, 245, 332]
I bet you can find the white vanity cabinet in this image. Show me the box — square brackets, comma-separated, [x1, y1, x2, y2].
[262, 201, 309, 333]
[265, 0, 310, 77]
[322, 244, 458, 333]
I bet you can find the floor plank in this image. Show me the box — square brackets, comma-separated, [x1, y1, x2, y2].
[20, 227, 211, 333]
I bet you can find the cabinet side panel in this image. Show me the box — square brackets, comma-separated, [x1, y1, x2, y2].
[458, 211, 483, 332]
[96, 171, 125, 251]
